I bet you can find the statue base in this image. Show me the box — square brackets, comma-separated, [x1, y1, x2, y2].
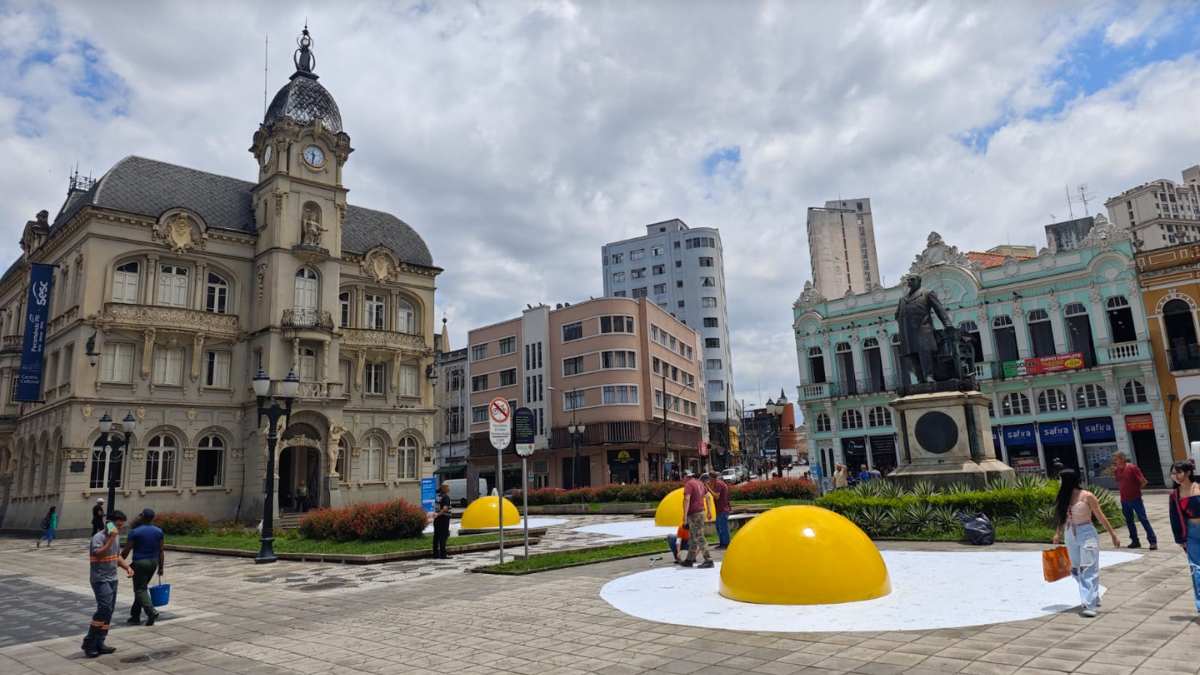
[888, 390, 1015, 490]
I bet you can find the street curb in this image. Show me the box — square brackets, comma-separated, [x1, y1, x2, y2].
[469, 544, 671, 575]
[165, 532, 545, 564]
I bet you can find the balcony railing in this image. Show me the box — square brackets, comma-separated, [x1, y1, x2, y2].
[1169, 343, 1200, 372]
[97, 302, 239, 338]
[296, 381, 346, 400]
[340, 327, 427, 353]
[282, 308, 334, 330]
[800, 383, 829, 400]
[1098, 340, 1150, 366]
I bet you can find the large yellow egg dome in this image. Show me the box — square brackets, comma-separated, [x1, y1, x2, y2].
[719, 505, 890, 605]
[460, 495, 521, 530]
[654, 486, 716, 526]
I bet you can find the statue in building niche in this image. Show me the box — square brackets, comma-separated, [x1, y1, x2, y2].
[301, 203, 326, 247]
[895, 274, 975, 392]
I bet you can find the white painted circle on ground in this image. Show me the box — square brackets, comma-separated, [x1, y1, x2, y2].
[600, 550, 1142, 632]
[573, 520, 677, 540]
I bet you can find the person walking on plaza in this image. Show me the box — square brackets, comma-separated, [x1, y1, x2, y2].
[432, 482, 453, 559]
[833, 464, 848, 489]
[857, 464, 872, 483]
[1167, 459, 1200, 615]
[1052, 469, 1120, 617]
[705, 472, 732, 548]
[680, 473, 713, 568]
[121, 508, 164, 626]
[1113, 452, 1157, 550]
[36, 506, 57, 548]
[82, 510, 133, 658]
[91, 498, 105, 536]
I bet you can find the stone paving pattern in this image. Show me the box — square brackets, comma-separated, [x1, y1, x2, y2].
[0, 499, 1196, 674]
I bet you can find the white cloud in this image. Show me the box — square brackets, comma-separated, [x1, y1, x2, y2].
[0, 1, 1195, 415]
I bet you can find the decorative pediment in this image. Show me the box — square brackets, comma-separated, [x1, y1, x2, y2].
[360, 247, 398, 282]
[794, 280, 826, 309]
[154, 210, 207, 253]
[909, 231, 978, 275]
[1079, 213, 1130, 250]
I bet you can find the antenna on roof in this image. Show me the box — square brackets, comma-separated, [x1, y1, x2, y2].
[263, 33, 269, 114]
[1077, 184, 1092, 216]
[1064, 184, 1074, 219]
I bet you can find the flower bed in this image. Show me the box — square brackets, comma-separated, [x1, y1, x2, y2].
[516, 477, 818, 505]
[298, 498, 427, 541]
[154, 512, 210, 535]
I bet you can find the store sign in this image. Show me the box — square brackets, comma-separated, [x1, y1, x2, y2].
[615, 450, 632, 463]
[1001, 352, 1085, 378]
[1125, 414, 1154, 432]
[1079, 417, 1116, 443]
[1002, 424, 1036, 448]
[1038, 420, 1074, 445]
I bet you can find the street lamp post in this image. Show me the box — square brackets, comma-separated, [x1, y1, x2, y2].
[568, 422, 585, 496]
[97, 411, 137, 519]
[765, 391, 789, 478]
[252, 368, 300, 565]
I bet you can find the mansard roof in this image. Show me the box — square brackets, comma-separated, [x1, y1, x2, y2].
[50, 156, 433, 268]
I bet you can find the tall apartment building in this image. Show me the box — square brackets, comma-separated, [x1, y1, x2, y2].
[1105, 164, 1200, 249]
[807, 198, 880, 298]
[465, 298, 708, 490]
[601, 219, 735, 452]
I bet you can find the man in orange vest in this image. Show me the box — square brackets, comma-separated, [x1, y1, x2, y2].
[82, 510, 133, 658]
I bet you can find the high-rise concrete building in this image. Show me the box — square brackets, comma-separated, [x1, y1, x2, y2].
[601, 219, 736, 453]
[1105, 163, 1200, 249]
[807, 198, 880, 298]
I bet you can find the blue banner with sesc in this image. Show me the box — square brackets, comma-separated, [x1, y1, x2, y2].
[15, 263, 54, 402]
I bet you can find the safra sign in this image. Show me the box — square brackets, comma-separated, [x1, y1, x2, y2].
[489, 397, 512, 450]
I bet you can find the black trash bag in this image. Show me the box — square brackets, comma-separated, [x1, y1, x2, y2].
[956, 511, 994, 546]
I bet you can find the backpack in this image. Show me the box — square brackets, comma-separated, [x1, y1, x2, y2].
[40, 514, 51, 529]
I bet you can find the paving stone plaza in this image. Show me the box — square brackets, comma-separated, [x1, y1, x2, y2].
[0, 501, 1196, 675]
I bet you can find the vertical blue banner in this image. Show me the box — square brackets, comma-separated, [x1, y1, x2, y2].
[420, 477, 437, 513]
[16, 263, 54, 402]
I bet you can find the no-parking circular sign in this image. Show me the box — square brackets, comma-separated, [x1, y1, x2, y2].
[489, 397, 512, 450]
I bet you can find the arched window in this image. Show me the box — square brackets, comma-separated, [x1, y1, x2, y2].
[815, 413, 831, 433]
[144, 434, 177, 488]
[1037, 388, 1068, 413]
[1105, 296, 1137, 343]
[51, 438, 62, 494]
[862, 338, 885, 392]
[90, 436, 123, 490]
[992, 315, 1019, 362]
[1123, 380, 1147, 404]
[1064, 303, 1088, 316]
[205, 273, 229, 314]
[1064, 302, 1097, 367]
[807, 347, 826, 384]
[1001, 392, 1031, 416]
[1075, 384, 1108, 409]
[1163, 298, 1200, 370]
[1027, 309, 1055, 358]
[364, 293, 386, 330]
[840, 409, 863, 430]
[835, 342, 856, 395]
[112, 261, 140, 304]
[196, 434, 225, 487]
[336, 438, 349, 482]
[364, 435, 384, 481]
[959, 321, 983, 363]
[398, 436, 419, 480]
[294, 267, 319, 311]
[867, 406, 892, 428]
[338, 291, 351, 328]
[397, 298, 417, 334]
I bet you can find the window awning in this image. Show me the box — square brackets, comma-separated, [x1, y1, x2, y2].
[433, 464, 467, 477]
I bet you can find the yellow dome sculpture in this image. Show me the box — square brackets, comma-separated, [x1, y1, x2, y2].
[719, 505, 890, 605]
[460, 495, 521, 530]
[654, 487, 716, 526]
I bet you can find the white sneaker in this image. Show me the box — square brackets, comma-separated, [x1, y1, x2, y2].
[1081, 608, 1098, 618]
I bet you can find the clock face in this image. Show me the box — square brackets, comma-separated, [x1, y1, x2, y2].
[302, 145, 325, 168]
[262, 145, 273, 167]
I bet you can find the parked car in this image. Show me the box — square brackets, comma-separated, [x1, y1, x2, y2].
[720, 467, 748, 484]
[443, 478, 487, 507]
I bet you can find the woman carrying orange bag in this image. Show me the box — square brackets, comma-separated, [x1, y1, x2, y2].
[1052, 469, 1120, 617]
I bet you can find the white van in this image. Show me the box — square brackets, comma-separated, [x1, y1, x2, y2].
[443, 478, 487, 507]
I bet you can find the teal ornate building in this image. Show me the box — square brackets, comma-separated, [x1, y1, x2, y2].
[793, 225, 1173, 486]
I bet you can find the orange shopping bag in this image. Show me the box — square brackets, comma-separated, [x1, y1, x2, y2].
[676, 525, 690, 542]
[1042, 545, 1071, 582]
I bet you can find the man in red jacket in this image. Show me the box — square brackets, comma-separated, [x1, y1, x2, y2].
[1113, 452, 1157, 550]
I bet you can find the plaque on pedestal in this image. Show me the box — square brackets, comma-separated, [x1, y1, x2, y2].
[889, 390, 1015, 489]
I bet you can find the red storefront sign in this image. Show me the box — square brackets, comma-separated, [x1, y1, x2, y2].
[1024, 352, 1086, 375]
[1125, 414, 1154, 432]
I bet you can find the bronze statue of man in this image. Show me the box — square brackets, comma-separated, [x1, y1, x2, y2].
[895, 274, 953, 384]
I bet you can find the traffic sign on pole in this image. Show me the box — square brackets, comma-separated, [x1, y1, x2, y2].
[489, 397, 511, 564]
[513, 407, 536, 457]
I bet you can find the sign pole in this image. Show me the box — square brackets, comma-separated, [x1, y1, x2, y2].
[497, 443, 504, 564]
[522, 456, 529, 559]
[488, 396, 513, 567]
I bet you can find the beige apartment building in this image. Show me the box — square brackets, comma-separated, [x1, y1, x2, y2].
[1105, 163, 1200, 249]
[806, 198, 880, 299]
[465, 298, 708, 490]
[0, 28, 441, 533]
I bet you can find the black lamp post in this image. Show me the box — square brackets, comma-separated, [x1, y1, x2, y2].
[97, 411, 136, 519]
[568, 422, 585, 493]
[253, 367, 299, 564]
[766, 391, 789, 478]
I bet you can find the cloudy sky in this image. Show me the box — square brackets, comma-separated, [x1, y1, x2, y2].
[1, 1, 1198, 417]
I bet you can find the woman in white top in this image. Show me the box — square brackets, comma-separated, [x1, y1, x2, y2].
[1052, 469, 1120, 617]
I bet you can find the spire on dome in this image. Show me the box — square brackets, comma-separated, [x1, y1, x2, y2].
[293, 24, 317, 79]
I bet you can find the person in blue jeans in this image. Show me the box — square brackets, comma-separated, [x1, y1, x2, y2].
[1052, 469, 1121, 617]
[704, 472, 732, 548]
[1113, 452, 1157, 549]
[37, 506, 57, 548]
[1167, 460, 1200, 614]
[122, 508, 165, 626]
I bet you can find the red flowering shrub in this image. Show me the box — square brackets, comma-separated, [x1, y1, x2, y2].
[154, 512, 209, 535]
[299, 498, 427, 541]
[729, 477, 817, 501]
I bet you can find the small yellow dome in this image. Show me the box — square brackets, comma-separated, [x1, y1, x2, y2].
[460, 495, 521, 530]
[719, 505, 890, 605]
[654, 486, 716, 526]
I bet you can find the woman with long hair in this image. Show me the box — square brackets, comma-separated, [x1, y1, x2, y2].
[1052, 469, 1120, 617]
[1167, 459, 1200, 615]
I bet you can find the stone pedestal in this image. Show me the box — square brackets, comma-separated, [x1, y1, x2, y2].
[888, 390, 1014, 489]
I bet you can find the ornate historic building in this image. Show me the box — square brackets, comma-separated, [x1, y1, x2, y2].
[0, 28, 441, 533]
[794, 224, 1173, 487]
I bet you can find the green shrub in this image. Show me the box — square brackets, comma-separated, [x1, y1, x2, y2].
[154, 512, 209, 536]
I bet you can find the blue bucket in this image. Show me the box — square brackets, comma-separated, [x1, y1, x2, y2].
[149, 583, 171, 608]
